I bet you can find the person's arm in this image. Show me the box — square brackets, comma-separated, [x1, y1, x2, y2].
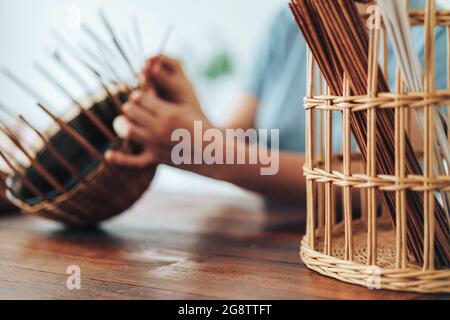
[222, 94, 259, 131]
[107, 55, 306, 204]
[188, 146, 306, 204]
[212, 95, 306, 204]
[108, 91, 306, 204]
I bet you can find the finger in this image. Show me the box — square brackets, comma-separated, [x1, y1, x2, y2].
[123, 100, 158, 127]
[152, 65, 185, 91]
[130, 91, 173, 115]
[130, 90, 159, 115]
[105, 149, 156, 169]
[139, 78, 157, 92]
[113, 116, 156, 145]
[147, 54, 182, 74]
[128, 123, 156, 146]
[146, 56, 184, 88]
[113, 115, 130, 139]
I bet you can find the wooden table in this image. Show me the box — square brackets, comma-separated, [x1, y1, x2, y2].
[0, 190, 448, 300]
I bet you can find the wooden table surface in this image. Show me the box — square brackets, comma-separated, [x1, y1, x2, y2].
[0, 190, 448, 300]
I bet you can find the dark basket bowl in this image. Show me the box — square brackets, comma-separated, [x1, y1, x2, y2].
[7, 89, 156, 226]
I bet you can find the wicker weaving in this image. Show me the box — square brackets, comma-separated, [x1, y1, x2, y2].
[291, 0, 450, 293]
[0, 12, 156, 226]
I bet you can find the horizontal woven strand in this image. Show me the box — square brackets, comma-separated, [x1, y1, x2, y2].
[304, 91, 450, 112]
[361, 9, 450, 27]
[304, 166, 450, 192]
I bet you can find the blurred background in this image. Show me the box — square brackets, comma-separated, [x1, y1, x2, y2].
[0, 0, 286, 198]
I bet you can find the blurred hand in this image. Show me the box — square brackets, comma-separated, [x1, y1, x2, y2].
[106, 54, 215, 168]
[146, 54, 201, 111]
[106, 88, 213, 169]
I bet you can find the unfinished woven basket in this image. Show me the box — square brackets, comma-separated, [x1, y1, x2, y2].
[4, 89, 156, 227]
[0, 11, 157, 226]
[300, 2, 450, 293]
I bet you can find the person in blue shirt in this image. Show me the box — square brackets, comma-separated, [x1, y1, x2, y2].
[106, 1, 447, 204]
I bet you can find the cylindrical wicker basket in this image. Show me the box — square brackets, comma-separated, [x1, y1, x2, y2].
[5, 88, 156, 227]
[301, 3, 450, 293]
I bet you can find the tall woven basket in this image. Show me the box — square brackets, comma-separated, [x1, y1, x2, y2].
[301, 2, 450, 293]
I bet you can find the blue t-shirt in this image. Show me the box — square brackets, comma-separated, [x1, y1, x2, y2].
[244, 1, 448, 152]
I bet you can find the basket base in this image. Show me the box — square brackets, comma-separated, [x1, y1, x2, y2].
[301, 221, 450, 293]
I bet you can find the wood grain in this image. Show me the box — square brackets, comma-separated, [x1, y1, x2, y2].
[0, 191, 447, 300]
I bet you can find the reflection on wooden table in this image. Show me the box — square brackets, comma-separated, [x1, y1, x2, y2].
[0, 187, 447, 300]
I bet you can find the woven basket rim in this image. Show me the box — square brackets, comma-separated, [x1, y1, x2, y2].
[300, 231, 450, 293]
[5, 162, 155, 211]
